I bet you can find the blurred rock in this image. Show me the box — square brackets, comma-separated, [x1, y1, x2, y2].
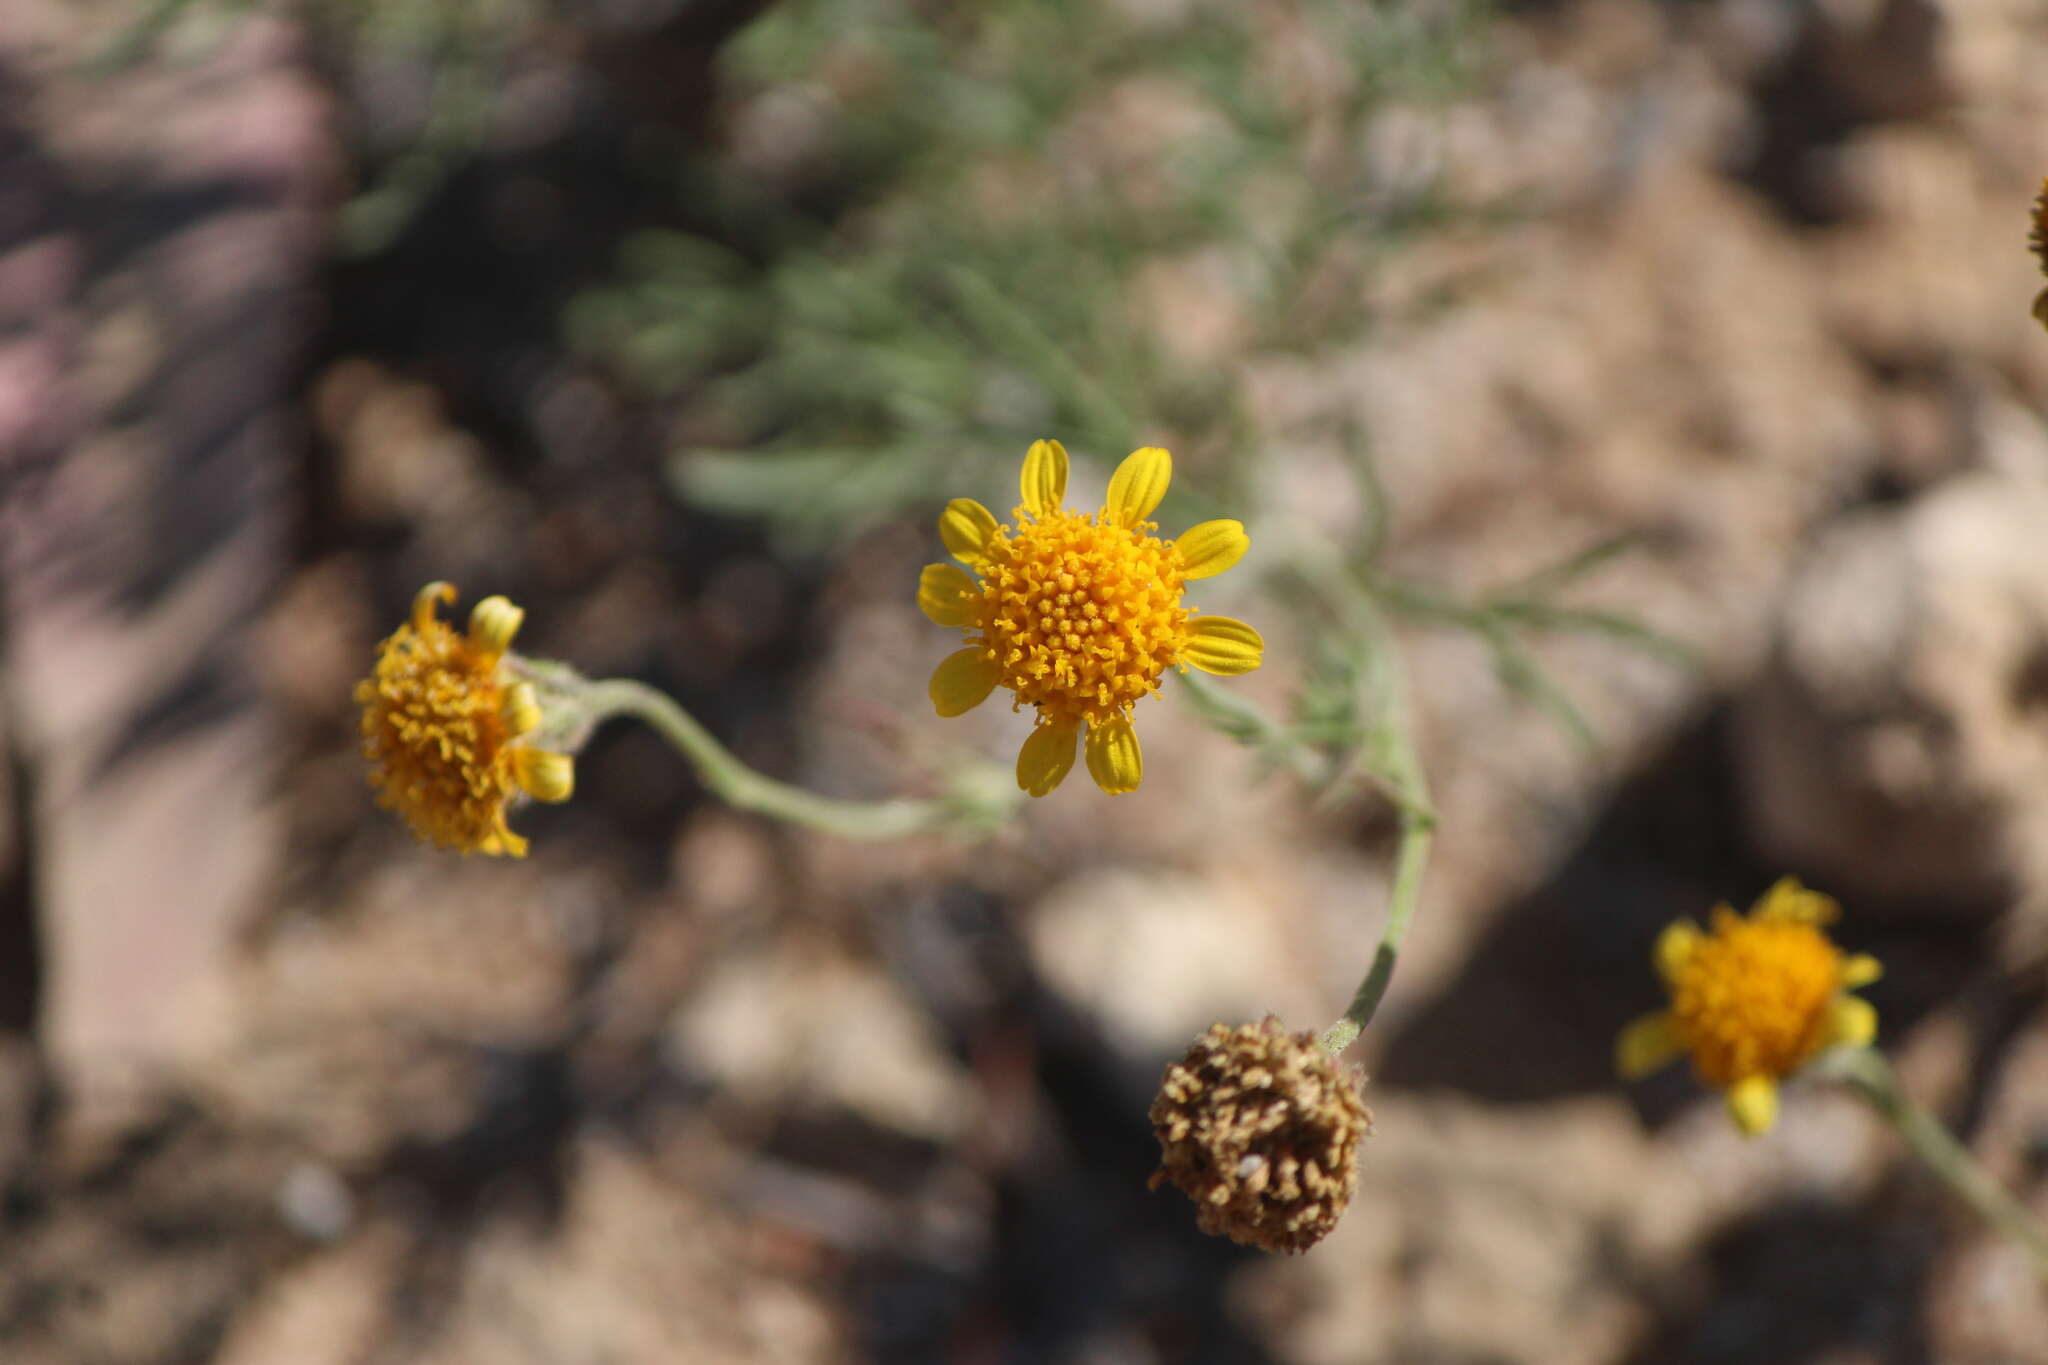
[276, 1160, 356, 1243]
[1235, 1090, 1878, 1365]
[7, 0, 2048, 1360]
[667, 945, 975, 1143]
[1026, 866, 1321, 1060]
[0, 7, 332, 1064]
[1733, 459, 2048, 928]
[1926, 1237, 2048, 1363]
[313, 357, 533, 582]
[0, 1077, 305, 1365]
[406, 1136, 842, 1365]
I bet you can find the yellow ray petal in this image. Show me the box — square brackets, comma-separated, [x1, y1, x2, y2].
[1821, 995, 1878, 1050]
[514, 748, 576, 803]
[1615, 1011, 1683, 1080]
[1174, 519, 1249, 579]
[1019, 438, 1068, 519]
[1181, 616, 1264, 676]
[1105, 446, 1171, 528]
[1726, 1075, 1779, 1136]
[1083, 713, 1143, 794]
[413, 580, 457, 630]
[1017, 716, 1080, 797]
[1840, 953, 1883, 989]
[502, 681, 543, 738]
[917, 563, 979, 627]
[1654, 919, 1702, 985]
[485, 813, 529, 859]
[940, 498, 999, 564]
[469, 595, 524, 655]
[930, 647, 1001, 717]
[1754, 876, 1837, 925]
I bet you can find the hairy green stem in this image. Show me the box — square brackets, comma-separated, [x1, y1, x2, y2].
[519, 659, 1009, 839]
[1837, 1047, 2048, 1279]
[1318, 588, 1436, 1057]
[1319, 800, 1434, 1055]
[1174, 669, 1332, 787]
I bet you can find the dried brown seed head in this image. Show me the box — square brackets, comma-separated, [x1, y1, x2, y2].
[1148, 1018, 1371, 1254]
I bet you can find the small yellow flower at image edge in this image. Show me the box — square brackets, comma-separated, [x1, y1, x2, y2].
[1616, 877, 1882, 1136]
[2031, 175, 2048, 329]
[919, 440, 1263, 796]
[355, 582, 575, 857]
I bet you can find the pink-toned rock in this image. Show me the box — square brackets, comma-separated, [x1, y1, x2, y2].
[0, 7, 334, 1063]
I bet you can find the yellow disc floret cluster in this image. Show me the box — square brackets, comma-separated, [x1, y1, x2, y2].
[1667, 905, 1842, 1088]
[1617, 878, 1881, 1136]
[976, 509, 1189, 727]
[356, 582, 574, 857]
[920, 440, 1264, 798]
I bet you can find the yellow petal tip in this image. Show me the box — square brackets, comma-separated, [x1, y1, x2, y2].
[503, 681, 544, 738]
[930, 647, 1000, 718]
[514, 749, 575, 804]
[1726, 1075, 1779, 1136]
[940, 499, 999, 564]
[1824, 995, 1878, 1051]
[1182, 616, 1263, 676]
[1016, 717, 1080, 797]
[1175, 519, 1249, 579]
[468, 595, 525, 655]
[1105, 446, 1172, 528]
[1020, 439, 1069, 518]
[1653, 919, 1701, 985]
[1616, 1012, 1683, 1081]
[412, 581, 458, 629]
[1755, 876, 1837, 925]
[1083, 716, 1143, 794]
[917, 563, 979, 627]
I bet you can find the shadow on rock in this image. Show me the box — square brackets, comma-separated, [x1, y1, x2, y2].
[830, 887, 1284, 1365]
[1617, 1192, 1936, 1365]
[1375, 705, 2002, 1122]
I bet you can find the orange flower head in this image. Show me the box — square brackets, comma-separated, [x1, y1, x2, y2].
[1617, 878, 1881, 1135]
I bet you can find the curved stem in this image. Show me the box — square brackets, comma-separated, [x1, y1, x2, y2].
[538, 667, 1006, 840]
[1837, 1047, 2048, 1279]
[1319, 802, 1433, 1055]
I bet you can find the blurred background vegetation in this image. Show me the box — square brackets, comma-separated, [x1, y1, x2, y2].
[5, 0, 2048, 1360]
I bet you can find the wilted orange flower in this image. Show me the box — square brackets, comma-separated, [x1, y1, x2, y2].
[919, 440, 1262, 796]
[356, 582, 574, 856]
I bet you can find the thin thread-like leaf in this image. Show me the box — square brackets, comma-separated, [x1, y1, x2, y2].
[1478, 622, 1599, 754]
[1496, 534, 1639, 600]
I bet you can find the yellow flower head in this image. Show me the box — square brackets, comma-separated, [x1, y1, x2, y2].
[355, 582, 575, 857]
[2030, 177, 2048, 329]
[919, 440, 1262, 797]
[1617, 877, 1882, 1136]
